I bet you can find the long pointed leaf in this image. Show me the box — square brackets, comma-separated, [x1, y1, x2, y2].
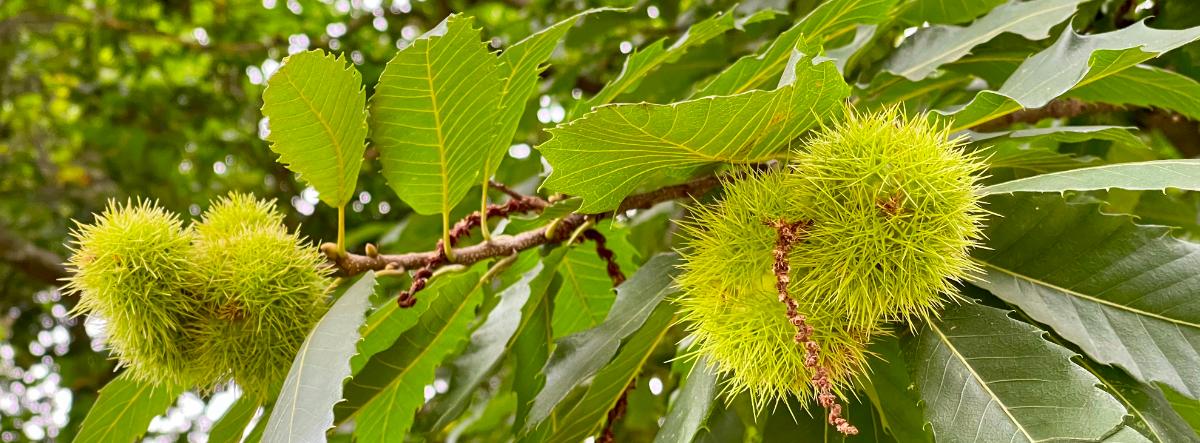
[525, 254, 680, 430]
[972, 193, 1200, 399]
[74, 373, 183, 443]
[654, 356, 720, 443]
[262, 272, 377, 442]
[431, 250, 567, 430]
[696, 0, 897, 97]
[982, 159, 1200, 194]
[907, 301, 1126, 442]
[579, 8, 742, 111]
[941, 21, 1200, 131]
[541, 304, 674, 442]
[335, 271, 483, 439]
[539, 50, 847, 212]
[883, 0, 1085, 81]
[484, 8, 621, 182]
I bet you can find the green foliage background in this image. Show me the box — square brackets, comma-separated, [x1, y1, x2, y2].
[4, 0, 1200, 441]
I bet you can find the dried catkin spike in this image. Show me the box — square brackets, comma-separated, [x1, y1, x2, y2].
[64, 199, 204, 388]
[676, 170, 871, 411]
[788, 108, 985, 330]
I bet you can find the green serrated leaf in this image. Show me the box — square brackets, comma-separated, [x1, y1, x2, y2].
[484, 8, 621, 185]
[941, 21, 1200, 131]
[525, 253, 680, 431]
[209, 395, 260, 443]
[981, 159, 1200, 194]
[907, 301, 1127, 442]
[859, 336, 933, 443]
[513, 278, 556, 431]
[1085, 363, 1200, 442]
[539, 50, 847, 212]
[654, 356, 719, 443]
[262, 272, 377, 442]
[901, 0, 1005, 25]
[579, 7, 743, 112]
[335, 271, 482, 439]
[350, 284, 433, 374]
[431, 250, 567, 430]
[538, 304, 674, 442]
[968, 126, 1134, 176]
[883, 0, 1086, 81]
[1068, 64, 1200, 122]
[372, 14, 503, 217]
[74, 373, 183, 443]
[1004, 22, 1200, 108]
[261, 49, 367, 208]
[696, 0, 896, 97]
[553, 225, 637, 338]
[971, 193, 1200, 399]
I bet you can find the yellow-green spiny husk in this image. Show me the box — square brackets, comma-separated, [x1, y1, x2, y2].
[64, 199, 205, 387]
[64, 193, 331, 396]
[188, 193, 331, 397]
[788, 108, 985, 330]
[676, 170, 872, 411]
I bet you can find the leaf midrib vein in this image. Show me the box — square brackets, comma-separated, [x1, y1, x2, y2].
[927, 320, 1036, 443]
[974, 260, 1200, 330]
[279, 67, 348, 200]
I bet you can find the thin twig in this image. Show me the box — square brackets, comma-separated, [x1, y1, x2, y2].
[324, 174, 723, 278]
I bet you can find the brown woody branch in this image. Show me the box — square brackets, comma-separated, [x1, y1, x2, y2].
[971, 99, 1121, 132]
[324, 174, 723, 277]
[0, 225, 67, 285]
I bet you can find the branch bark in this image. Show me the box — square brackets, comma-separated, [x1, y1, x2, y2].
[971, 99, 1121, 132]
[0, 225, 67, 285]
[325, 174, 723, 277]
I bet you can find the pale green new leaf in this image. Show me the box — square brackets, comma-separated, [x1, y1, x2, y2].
[484, 8, 621, 182]
[579, 8, 742, 111]
[907, 301, 1126, 442]
[540, 51, 848, 212]
[902, 0, 1005, 25]
[1068, 64, 1200, 122]
[262, 272, 377, 443]
[75, 373, 183, 443]
[540, 305, 674, 442]
[654, 356, 720, 443]
[261, 49, 367, 207]
[553, 225, 637, 337]
[431, 250, 566, 430]
[373, 14, 503, 215]
[981, 159, 1200, 195]
[696, 0, 896, 97]
[335, 271, 482, 439]
[971, 193, 1200, 399]
[526, 254, 680, 430]
[883, 0, 1086, 81]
